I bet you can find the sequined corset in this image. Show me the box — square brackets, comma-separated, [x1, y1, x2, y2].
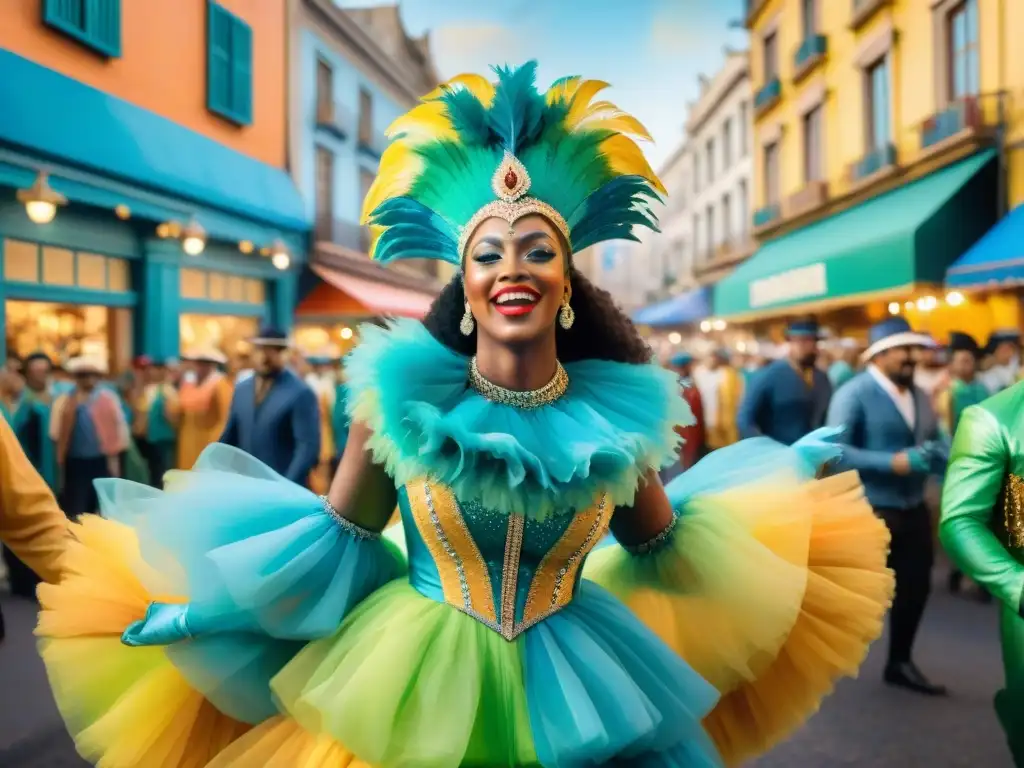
[399, 480, 612, 640]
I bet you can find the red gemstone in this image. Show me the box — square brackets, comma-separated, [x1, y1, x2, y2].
[504, 169, 518, 190]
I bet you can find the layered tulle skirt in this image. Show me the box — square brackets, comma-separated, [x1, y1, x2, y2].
[36, 439, 893, 767]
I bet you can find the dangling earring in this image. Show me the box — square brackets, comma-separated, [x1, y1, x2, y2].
[460, 301, 475, 336]
[559, 295, 575, 330]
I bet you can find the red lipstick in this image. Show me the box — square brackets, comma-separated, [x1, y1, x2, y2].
[490, 285, 541, 317]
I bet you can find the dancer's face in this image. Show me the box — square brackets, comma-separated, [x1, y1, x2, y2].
[462, 214, 569, 348]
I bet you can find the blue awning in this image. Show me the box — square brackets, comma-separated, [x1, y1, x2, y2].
[0, 49, 309, 235]
[632, 287, 711, 327]
[946, 203, 1024, 288]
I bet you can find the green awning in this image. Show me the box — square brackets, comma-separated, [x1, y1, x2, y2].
[713, 150, 996, 319]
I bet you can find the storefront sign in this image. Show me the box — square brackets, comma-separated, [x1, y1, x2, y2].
[749, 262, 827, 309]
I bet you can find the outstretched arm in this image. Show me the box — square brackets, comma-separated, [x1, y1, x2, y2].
[940, 405, 1024, 611]
[826, 385, 900, 474]
[609, 470, 675, 551]
[328, 419, 397, 533]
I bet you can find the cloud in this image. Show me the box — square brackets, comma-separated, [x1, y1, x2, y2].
[648, 3, 734, 61]
[429, 24, 527, 73]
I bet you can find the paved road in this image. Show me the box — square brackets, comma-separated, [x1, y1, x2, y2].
[0, 584, 1013, 767]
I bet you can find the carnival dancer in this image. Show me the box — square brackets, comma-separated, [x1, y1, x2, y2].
[980, 328, 1022, 394]
[3, 351, 55, 599]
[219, 327, 320, 486]
[694, 347, 742, 450]
[0, 411, 67, 640]
[663, 351, 705, 480]
[49, 356, 129, 519]
[738, 318, 832, 445]
[35, 63, 892, 768]
[826, 317, 948, 695]
[941, 379, 1024, 765]
[176, 349, 232, 470]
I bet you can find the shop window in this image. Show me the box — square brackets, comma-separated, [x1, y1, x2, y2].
[43, 0, 122, 58]
[179, 268, 265, 305]
[206, 1, 253, 126]
[227, 276, 246, 303]
[180, 268, 208, 300]
[180, 314, 259, 361]
[5, 301, 131, 373]
[209, 272, 227, 301]
[4, 239, 129, 291]
[245, 279, 265, 304]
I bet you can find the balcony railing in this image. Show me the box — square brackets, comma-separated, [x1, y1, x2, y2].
[793, 35, 827, 82]
[850, 0, 891, 31]
[849, 143, 897, 183]
[315, 217, 371, 253]
[315, 100, 348, 138]
[754, 77, 781, 117]
[920, 97, 985, 150]
[753, 203, 781, 229]
[787, 179, 830, 218]
[358, 128, 390, 159]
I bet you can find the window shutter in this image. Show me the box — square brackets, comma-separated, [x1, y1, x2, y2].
[231, 19, 253, 125]
[86, 0, 121, 57]
[207, 2, 233, 118]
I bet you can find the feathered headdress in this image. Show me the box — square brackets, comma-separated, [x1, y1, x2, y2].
[361, 61, 666, 267]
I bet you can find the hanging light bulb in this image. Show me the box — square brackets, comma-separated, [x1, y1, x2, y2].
[181, 217, 207, 256]
[888, 302, 901, 315]
[270, 239, 291, 270]
[17, 171, 67, 224]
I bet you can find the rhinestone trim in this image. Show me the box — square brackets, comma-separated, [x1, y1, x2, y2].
[551, 494, 608, 606]
[499, 513, 526, 638]
[492, 151, 531, 202]
[423, 483, 472, 609]
[623, 514, 679, 556]
[1005, 474, 1024, 549]
[468, 357, 569, 409]
[457, 197, 571, 258]
[318, 495, 381, 541]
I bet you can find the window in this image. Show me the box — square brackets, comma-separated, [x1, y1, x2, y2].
[739, 101, 749, 157]
[706, 204, 715, 252]
[764, 142, 780, 205]
[43, 0, 121, 57]
[315, 146, 335, 240]
[865, 56, 891, 150]
[693, 157, 701, 193]
[738, 179, 749, 234]
[3, 240, 130, 292]
[722, 118, 733, 170]
[763, 31, 779, 80]
[722, 193, 732, 243]
[693, 214, 701, 256]
[358, 87, 374, 148]
[316, 58, 334, 123]
[948, 0, 979, 99]
[802, 0, 817, 38]
[207, 1, 253, 125]
[803, 104, 824, 182]
[706, 139, 715, 185]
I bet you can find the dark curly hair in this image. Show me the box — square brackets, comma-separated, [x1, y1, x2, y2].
[423, 266, 652, 365]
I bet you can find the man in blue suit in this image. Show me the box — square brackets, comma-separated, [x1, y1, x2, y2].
[220, 326, 321, 486]
[737, 318, 832, 445]
[826, 317, 947, 696]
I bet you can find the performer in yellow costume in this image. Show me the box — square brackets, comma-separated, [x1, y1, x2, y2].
[36, 63, 893, 767]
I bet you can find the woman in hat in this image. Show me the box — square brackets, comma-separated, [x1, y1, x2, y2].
[176, 348, 232, 470]
[37, 64, 892, 767]
[936, 332, 989, 439]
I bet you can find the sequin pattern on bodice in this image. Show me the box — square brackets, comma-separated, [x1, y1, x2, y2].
[399, 479, 612, 639]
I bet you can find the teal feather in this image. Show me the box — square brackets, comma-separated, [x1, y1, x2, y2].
[487, 62, 544, 153]
[438, 87, 491, 146]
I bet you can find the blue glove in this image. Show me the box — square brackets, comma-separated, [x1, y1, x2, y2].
[793, 426, 846, 476]
[121, 602, 193, 647]
[906, 447, 931, 474]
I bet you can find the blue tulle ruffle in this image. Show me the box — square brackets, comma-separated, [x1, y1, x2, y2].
[345, 319, 692, 519]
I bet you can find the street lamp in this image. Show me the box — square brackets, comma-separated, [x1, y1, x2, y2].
[17, 171, 67, 224]
[270, 239, 291, 270]
[181, 218, 207, 256]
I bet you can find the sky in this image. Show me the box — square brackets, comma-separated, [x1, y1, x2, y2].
[337, 0, 748, 170]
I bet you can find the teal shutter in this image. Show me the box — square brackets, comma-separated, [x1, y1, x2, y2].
[43, 0, 121, 57]
[206, 1, 253, 126]
[230, 20, 253, 125]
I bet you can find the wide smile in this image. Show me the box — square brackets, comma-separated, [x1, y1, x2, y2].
[490, 286, 541, 317]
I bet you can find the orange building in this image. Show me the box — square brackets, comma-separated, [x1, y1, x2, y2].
[0, 0, 309, 367]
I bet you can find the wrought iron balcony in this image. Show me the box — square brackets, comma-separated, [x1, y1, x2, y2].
[920, 97, 985, 150]
[753, 203, 781, 229]
[754, 77, 781, 117]
[849, 143, 897, 183]
[315, 217, 371, 254]
[793, 35, 827, 82]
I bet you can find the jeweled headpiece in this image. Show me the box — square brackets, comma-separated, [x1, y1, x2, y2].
[361, 61, 666, 266]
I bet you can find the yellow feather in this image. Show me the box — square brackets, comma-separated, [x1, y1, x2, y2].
[385, 101, 456, 142]
[546, 76, 581, 106]
[367, 223, 387, 259]
[565, 80, 611, 127]
[423, 73, 496, 106]
[583, 113, 653, 141]
[600, 135, 666, 194]
[360, 143, 423, 224]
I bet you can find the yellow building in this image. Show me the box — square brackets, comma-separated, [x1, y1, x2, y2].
[714, 0, 1023, 344]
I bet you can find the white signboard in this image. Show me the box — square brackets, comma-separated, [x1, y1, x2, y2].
[749, 262, 828, 309]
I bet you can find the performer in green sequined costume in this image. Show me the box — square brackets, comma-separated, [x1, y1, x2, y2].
[941, 379, 1024, 765]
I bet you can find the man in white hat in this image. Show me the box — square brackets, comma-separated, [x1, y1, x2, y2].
[826, 317, 947, 696]
[48, 355, 129, 518]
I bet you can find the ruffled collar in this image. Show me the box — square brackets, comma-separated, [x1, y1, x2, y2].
[344, 319, 692, 519]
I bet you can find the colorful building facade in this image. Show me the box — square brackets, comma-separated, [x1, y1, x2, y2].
[0, 0, 309, 368]
[717, 0, 1013, 343]
[288, 1, 442, 358]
